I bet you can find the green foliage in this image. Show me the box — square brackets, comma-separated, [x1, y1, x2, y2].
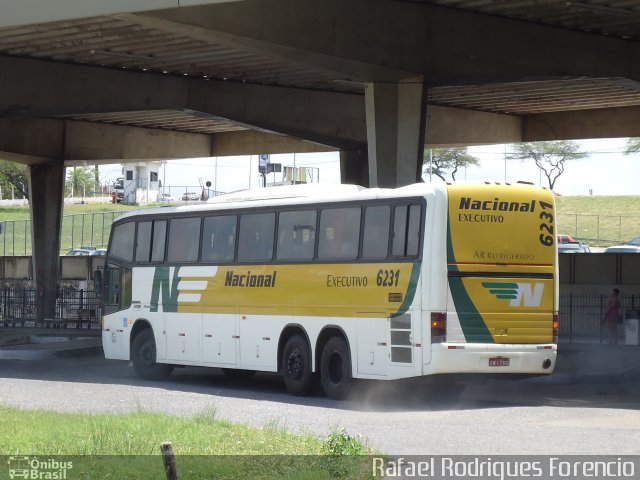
[507, 140, 586, 190]
[66, 166, 98, 197]
[423, 147, 480, 181]
[0, 406, 374, 479]
[320, 429, 370, 478]
[0, 159, 29, 199]
[624, 138, 640, 155]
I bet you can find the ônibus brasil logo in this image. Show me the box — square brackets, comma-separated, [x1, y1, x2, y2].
[482, 282, 544, 307]
[7, 456, 73, 479]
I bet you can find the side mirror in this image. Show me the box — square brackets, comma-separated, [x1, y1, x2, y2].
[94, 269, 102, 295]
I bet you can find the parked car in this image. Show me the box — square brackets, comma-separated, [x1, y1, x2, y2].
[558, 242, 591, 253]
[181, 192, 199, 201]
[159, 193, 177, 202]
[90, 248, 107, 256]
[66, 249, 92, 256]
[605, 237, 640, 253]
[557, 234, 577, 244]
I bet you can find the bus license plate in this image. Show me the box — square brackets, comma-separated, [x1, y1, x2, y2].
[489, 357, 510, 367]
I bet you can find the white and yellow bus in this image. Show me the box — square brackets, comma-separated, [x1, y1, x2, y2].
[98, 181, 558, 399]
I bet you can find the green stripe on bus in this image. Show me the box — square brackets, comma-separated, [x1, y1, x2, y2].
[446, 215, 494, 343]
[391, 262, 420, 318]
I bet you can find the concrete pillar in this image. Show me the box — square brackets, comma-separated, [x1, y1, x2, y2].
[365, 76, 428, 187]
[28, 162, 65, 323]
[340, 149, 369, 187]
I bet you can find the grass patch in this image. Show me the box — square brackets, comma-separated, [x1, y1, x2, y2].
[0, 406, 375, 479]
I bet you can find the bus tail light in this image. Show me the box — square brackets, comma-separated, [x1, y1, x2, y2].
[431, 312, 447, 343]
[553, 313, 559, 344]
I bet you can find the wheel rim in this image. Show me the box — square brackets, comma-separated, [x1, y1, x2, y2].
[287, 348, 304, 380]
[140, 340, 156, 367]
[327, 351, 343, 384]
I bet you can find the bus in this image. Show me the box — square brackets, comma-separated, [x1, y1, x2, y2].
[96, 181, 558, 399]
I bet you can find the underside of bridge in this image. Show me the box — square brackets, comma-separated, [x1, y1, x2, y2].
[0, 0, 639, 321]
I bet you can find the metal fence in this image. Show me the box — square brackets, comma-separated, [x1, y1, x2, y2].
[557, 213, 640, 245]
[0, 211, 120, 256]
[0, 288, 101, 329]
[559, 292, 639, 344]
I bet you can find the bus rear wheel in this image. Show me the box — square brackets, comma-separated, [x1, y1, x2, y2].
[131, 329, 173, 380]
[281, 334, 315, 396]
[320, 336, 352, 400]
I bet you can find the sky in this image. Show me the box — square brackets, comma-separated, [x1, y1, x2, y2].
[98, 137, 639, 197]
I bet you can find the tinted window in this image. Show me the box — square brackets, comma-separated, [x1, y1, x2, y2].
[392, 204, 421, 257]
[362, 205, 390, 259]
[277, 210, 316, 261]
[151, 220, 166, 262]
[167, 217, 201, 263]
[238, 213, 275, 262]
[110, 222, 135, 262]
[135, 222, 152, 262]
[202, 215, 237, 262]
[318, 207, 361, 260]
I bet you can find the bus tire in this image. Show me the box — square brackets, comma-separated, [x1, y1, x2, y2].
[221, 368, 256, 379]
[131, 329, 173, 380]
[320, 336, 352, 400]
[281, 334, 315, 396]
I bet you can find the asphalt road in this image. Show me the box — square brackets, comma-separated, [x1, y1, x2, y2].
[2, 355, 640, 455]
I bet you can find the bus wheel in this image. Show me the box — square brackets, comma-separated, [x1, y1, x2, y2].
[131, 329, 173, 380]
[221, 368, 256, 379]
[281, 334, 314, 396]
[320, 336, 352, 400]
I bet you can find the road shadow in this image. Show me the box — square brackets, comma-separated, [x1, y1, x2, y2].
[2, 355, 640, 413]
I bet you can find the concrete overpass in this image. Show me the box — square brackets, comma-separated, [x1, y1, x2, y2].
[0, 0, 639, 322]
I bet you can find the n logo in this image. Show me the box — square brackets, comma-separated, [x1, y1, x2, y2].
[482, 282, 544, 307]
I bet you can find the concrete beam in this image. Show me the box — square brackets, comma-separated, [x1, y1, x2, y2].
[365, 77, 427, 187]
[146, 0, 640, 84]
[0, 0, 239, 28]
[523, 106, 640, 142]
[211, 130, 332, 156]
[0, 119, 213, 164]
[28, 162, 65, 322]
[425, 105, 523, 147]
[0, 55, 365, 149]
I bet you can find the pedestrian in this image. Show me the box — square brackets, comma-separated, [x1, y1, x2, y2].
[604, 288, 621, 344]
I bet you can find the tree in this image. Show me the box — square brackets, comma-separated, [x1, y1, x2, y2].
[66, 166, 95, 197]
[624, 138, 640, 155]
[507, 141, 586, 191]
[0, 160, 29, 199]
[423, 147, 480, 181]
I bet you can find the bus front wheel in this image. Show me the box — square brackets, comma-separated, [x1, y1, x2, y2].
[320, 336, 352, 400]
[281, 334, 315, 396]
[131, 329, 173, 380]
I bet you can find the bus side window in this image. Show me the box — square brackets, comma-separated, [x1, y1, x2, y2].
[135, 221, 152, 262]
[392, 204, 421, 258]
[202, 215, 237, 262]
[318, 207, 361, 260]
[277, 210, 316, 261]
[362, 205, 390, 260]
[151, 220, 167, 262]
[167, 217, 201, 263]
[110, 221, 135, 263]
[238, 212, 275, 262]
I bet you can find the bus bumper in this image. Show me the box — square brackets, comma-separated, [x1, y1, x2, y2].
[426, 343, 557, 375]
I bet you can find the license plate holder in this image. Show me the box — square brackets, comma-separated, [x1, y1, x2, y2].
[489, 357, 510, 367]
